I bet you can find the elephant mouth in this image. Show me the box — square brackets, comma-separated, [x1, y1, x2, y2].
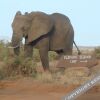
[12, 39, 21, 48]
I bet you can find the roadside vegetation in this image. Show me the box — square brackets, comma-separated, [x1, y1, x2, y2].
[94, 47, 100, 59]
[0, 40, 100, 85]
[0, 40, 58, 80]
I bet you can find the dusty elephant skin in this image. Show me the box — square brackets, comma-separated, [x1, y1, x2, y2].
[11, 11, 80, 71]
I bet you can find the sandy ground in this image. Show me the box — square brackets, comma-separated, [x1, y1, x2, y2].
[0, 47, 100, 100]
[0, 78, 100, 100]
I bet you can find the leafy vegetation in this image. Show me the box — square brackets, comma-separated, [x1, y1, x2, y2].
[0, 40, 58, 80]
[94, 47, 100, 59]
[0, 40, 100, 85]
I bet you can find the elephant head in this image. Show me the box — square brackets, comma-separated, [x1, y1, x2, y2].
[11, 11, 53, 55]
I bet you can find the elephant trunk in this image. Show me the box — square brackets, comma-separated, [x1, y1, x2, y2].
[11, 33, 22, 55]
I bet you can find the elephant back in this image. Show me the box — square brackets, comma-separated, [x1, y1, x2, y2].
[28, 12, 53, 42]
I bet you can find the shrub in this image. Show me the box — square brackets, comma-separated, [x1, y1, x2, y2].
[49, 51, 58, 61]
[4, 56, 37, 77]
[94, 47, 100, 59]
[0, 67, 6, 80]
[33, 49, 58, 62]
[0, 41, 15, 62]
[33, 49, 40, 62]
[0, 40, 57, 79]
[0, 40, 9, 61]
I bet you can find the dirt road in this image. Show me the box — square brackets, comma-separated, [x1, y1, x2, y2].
[0, 78, 100, 100]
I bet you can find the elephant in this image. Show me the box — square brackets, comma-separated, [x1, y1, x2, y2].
[11, 11, 81, 71]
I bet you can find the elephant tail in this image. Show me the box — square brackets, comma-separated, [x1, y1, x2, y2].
[73, 41, 81, 55]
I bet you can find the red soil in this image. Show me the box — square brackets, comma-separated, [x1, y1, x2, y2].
[0, 78, 100, 100]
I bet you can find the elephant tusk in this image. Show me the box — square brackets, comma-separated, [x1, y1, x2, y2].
[4, 44, 22, 49]
[7, 39, 24, 49]
[7, 45, 20, 49]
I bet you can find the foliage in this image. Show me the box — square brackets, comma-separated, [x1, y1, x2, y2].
[33, 49, 58, 62]
[0, 41, 37, 78]
[33, 49, 40, 62]
[0, 40, 57, 79]
[94, 47, 100, 59]
[48, 51, 58, 61]
[0, 40, 9, 61]
[0, 40, 100, 84]
[4, 55, 37, 77]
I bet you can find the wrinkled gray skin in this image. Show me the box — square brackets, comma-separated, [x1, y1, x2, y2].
[12, 11, 80, 71]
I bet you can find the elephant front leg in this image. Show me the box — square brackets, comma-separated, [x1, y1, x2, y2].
[39, 48, 49, 71]
[24, 37, 33, 58]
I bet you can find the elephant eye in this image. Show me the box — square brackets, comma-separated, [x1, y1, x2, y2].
[21, 27, 25, 31]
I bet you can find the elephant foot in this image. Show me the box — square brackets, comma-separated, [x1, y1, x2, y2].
[43, 69, 51, 75]
[43, 68, 50, 73]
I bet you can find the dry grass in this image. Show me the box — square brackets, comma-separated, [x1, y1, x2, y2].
[0, 41, 58, 80]
[34, 69, 92, 85]
[0, 41, 37, 78]
[0, 40, 100, 85]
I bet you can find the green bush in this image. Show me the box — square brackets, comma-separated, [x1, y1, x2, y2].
[4, 56, 37, 77]
[33, 49, 40, 62]
[0, 40, 14, 62]
[33, 49, 58, 61]
[49, 51, 58, 61]
[0, 41, 37, 78]
[33, 49, 58, 62]
[0, 69, 5, 80]
[0, 40, 58, 79]
[0, 40, 9, 60]
[94, 47, 100, 59]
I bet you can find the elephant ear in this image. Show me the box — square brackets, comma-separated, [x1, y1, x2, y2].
[28, 12, 53, 42]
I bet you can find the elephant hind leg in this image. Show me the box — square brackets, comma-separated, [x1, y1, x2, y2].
[63, 29, 74, 55]
[56, 49, 65, 59]
[63, 47, 73, 55]
[63, 37, 73, 55]
[56, 48, 72, 58]
[56, 49, 63, 54]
